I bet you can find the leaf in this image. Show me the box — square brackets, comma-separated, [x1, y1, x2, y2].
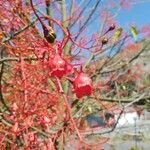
[112, 27, 123, 42]
[87, 106, 92, 113]
[122, 85, 126, 90]
[130, 26, 138, 41]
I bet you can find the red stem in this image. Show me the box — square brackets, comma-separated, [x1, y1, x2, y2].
[56, 78, 83, 141]
[62, 93, 83, 141]
[20, 57, 28, 102]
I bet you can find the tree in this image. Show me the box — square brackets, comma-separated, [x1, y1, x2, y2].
[0, 0, 150, 149]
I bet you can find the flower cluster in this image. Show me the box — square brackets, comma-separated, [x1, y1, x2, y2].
[48, 43, 93, 98]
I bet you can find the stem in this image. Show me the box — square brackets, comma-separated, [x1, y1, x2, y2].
[20, 57, 28, 102]
[30, 0, 46, 29]
[61, 0, 68, 28]
[56, 78, 83, 141]
[62, 93, 83, 140]
[38, 10, 68, 36]
[2, 19, 37, 43]
[45, 0, 53, 27]
[0, 49, 10, 111]
[20, 57, 28, 114]
[31, 126, 49, 137]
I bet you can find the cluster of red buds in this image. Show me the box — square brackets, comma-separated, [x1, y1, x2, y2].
[48, 43, 93, 98]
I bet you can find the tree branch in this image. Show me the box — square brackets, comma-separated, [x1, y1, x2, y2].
[2, 19, 37, 43]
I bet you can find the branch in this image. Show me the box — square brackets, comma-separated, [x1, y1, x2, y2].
[81, 94, 148, 136]
[0, 50, 11, 111]
[91, 35, 128, 78]
[100, 39, 150, 74]
[56, 78, 83, 141]
[93, 95, 150, 103]
[45, 0, 53, 26]
[124, 93, 146, 108]
[0, 113, 50, 138]
[80, 108, 124, 136]
[0, 56, 41, 64]
[69, 0, 91, 28]
[129, 40, 150, 64]
[74, 0, 102, 41]
[2, 19, 37, 43]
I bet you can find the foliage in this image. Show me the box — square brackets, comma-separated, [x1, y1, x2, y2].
[0, 0, 150, 149]
[129, 146, 140, 150]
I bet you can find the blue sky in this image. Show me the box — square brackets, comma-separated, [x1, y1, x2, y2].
[78, 1, 150, 58]
[73, 1, 150, 39]
[117, 1, 150, 28]
[36, 0, 150, 46]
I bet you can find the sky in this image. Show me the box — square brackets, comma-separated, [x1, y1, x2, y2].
[117, 1, 150, 28]
[81, 0, 150, 57]
[37, 0, 150, 39]
[74, 0, 150, 41]
[37, 0, 150, 48]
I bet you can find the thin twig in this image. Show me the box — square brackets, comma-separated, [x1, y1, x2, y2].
[93, 95, 150, 103]
[0, 56, 41, 64]
[0, 49, 10, 111]
[2, 19, 37, 43]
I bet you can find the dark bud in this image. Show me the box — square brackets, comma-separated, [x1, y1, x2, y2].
[108, 24, 115, 31]
[45, 31, 57, 43]
[43, 26, 57, 43]
[101, 38, 108, 45]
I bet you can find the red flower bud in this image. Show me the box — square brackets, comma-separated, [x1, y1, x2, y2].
[73, 72, 93, 98]
[49, 54, 67, 78]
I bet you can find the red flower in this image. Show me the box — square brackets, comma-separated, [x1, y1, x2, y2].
[49, 54, 67, 78]
[73, 72, 93, 98]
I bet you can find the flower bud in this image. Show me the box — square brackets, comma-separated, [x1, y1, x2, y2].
[108, 24, 115, 31]
[101, 38, 108, 45]
[73, 72, 93, 98]
[49, 54, 67, 78]
[43, 26, 56, 43]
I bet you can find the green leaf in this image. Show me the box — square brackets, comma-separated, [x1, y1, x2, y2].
[130, 26, 138, 41]
[88, 106, 92, 113]
[112, 27, 123, 42]
[122, 85, 126, 90]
